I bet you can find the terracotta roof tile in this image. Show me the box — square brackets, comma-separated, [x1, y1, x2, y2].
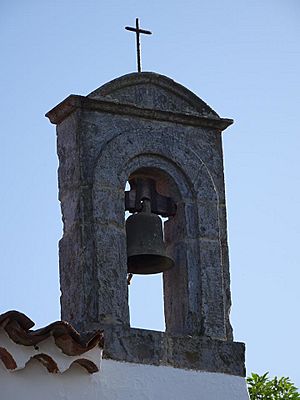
[0, 310, 104, 374]
[0, 310, 104, 354]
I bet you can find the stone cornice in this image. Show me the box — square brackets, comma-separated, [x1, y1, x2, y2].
[46, 95, 233, 131]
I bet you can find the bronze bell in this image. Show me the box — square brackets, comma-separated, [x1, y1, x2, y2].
[126, 199, 174, 274]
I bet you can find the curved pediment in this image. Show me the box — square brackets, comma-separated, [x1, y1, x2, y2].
[88, 72, 219, 118]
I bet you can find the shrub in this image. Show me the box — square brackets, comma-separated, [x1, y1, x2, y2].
[247, 372, 300, 400]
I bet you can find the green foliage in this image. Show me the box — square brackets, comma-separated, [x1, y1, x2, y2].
[247, 372, 300, 400]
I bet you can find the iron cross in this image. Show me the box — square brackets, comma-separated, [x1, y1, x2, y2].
[125, 18, 152, 73]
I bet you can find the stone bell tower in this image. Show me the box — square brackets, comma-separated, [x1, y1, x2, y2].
[46, 72, 248, 396]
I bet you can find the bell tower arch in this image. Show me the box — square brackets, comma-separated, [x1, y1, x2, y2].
[46, 72, 245, 376]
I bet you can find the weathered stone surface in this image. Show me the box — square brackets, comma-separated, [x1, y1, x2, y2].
[88, 72, 220, 118]
[94, 223, 129, 327]
[199, 239, 226, 339]
[198, 200, 220, 239]
[46, 72, 244, 374]
[93, 187, 125, 227]
[56, 112, 81, 192]
[99, 325, 246, 377]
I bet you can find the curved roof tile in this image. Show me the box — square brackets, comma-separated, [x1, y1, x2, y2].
[0, 310, 104, 374]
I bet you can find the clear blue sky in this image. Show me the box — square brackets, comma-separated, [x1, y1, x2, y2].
[1, 0, 299, 386]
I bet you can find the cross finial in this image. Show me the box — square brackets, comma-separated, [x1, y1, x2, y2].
[125, 18, 152, 73]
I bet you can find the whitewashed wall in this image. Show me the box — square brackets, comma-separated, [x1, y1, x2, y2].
[1, 357, 249, 400]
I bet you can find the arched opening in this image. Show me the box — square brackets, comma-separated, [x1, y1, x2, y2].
[124, 173, 177, 332]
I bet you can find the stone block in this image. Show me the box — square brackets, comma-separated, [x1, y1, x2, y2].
[60, 189, 81, 232]
[198, 200, 220, 239]
[57, 113, 81, 191]
[101, 325, 246, 377]
[93, 186, 125, 228]
[94, 223, 129, 326]
[199, 239, 226, 339]
[218, 202, 229, 241]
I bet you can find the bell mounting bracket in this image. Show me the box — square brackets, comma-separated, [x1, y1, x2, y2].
[125, 177, 176, 217]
